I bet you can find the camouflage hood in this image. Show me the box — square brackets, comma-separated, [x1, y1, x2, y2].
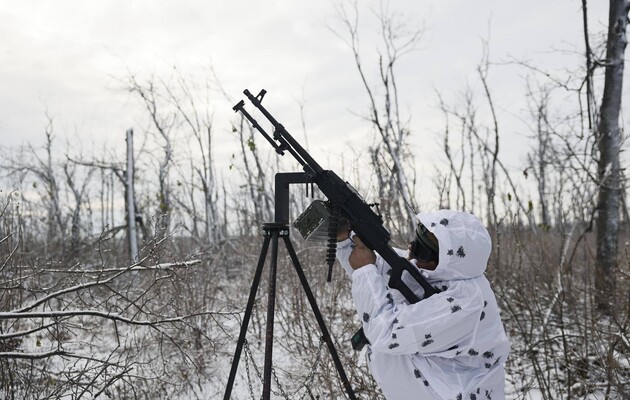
[415, 210, 492, 282]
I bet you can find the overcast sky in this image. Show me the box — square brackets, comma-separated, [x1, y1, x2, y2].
[0, 0, 613, 202]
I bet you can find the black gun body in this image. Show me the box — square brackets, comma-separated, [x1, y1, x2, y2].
[235, 89, 438, 304]
[314, 170, 438, 303]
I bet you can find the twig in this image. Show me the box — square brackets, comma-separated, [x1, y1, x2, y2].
[0, 309, 235, 326]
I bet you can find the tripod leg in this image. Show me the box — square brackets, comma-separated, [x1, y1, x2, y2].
[223, 234, 272, 400]
[262, 230, 280, 400]
[282, 236, 358, 400]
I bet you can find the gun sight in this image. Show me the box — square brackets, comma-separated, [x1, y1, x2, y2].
[232, 100, 245, 112]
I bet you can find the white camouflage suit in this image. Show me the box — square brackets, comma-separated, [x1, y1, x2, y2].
[336, 210, 510, 400]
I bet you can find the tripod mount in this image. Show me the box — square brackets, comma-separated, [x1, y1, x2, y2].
[223, 172, 357, 400]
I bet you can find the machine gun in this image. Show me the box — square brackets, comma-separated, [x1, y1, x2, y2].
[233, 89, 439, 305]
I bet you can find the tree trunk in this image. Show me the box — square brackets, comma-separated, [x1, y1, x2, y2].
[205, 126, 221, 243]
[126, 129, 139, 261]
[595, 0, 629, 312]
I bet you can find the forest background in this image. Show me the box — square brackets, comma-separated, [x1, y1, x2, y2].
[0, 0, 629, 399]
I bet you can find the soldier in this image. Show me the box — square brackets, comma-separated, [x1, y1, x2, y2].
[337, 210, 511, 400]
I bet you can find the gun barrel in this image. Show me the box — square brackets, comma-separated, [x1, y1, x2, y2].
[243, 89, 324, 175]
[235, 105, 286, 156]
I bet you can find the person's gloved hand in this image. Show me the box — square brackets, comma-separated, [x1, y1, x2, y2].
[349, 236, 376, 270]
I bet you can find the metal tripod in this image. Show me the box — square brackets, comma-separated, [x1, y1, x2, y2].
[223, 172, 357, 400]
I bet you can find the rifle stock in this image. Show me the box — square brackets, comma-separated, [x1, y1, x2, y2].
[234, 89, 438, 303]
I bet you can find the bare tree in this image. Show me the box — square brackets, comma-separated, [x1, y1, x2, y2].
[437, 67, 533, 230]
[331, 0, 423, 236]
[437, 91, 469, 213]
[66, 133, 150, 257]
[477, 45, 501, 227]
[525, 82, 554, 228]
[128, 76, 176, 241]
[234, 116, 274, 228]
[28, 115, 66, 256]
[162, 69, 223, 244]
[62, 158, 95, 259]
[7, 116, 94, 260]
[593, 0, 629, 312]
